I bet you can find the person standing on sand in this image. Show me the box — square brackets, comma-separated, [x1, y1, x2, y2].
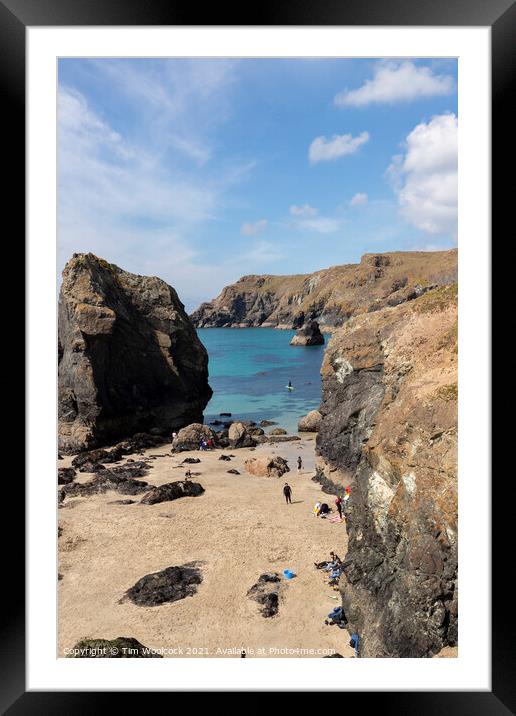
[335, 495, 343, 519]
[283, 483, 292, 504]
[297, 456, 302, 473]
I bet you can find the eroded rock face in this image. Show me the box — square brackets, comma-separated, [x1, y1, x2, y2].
[316, 284, 458, 657]
[244, 455, 290, 478]
[298, 410, 322, 432]
[191, 249, 457, 328]
[122, 563, 203, 606]
[290, 321, 325, 346]
[58, 253, 212, 453]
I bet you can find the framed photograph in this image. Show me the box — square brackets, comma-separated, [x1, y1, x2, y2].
[4, 0, 510, 708]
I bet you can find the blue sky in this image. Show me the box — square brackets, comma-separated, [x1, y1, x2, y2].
[58, 58, 458, 311]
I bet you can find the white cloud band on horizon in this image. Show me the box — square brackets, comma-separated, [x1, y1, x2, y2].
[335, 61, 454, 107]
[309, 131, 369, 163]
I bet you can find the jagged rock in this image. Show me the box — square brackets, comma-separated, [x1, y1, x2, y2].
[247, 573, 282, 617]
[228, 422, 257, 448]
[191, 250, 457, 329]
[298, 410, 322, 432]
[259, 420, 276, 427]
[172, 423, 217, 452]
[316, 283, 458, 658]
[269, 428, 287, 436]
[139, 481, 204, 505]
[68, 637, 162, 658]
[122, 563, 203, 606]
[290, 320, 325, 346]
[61, 470, 150, 499]
[58, 467, 76, 485]
[247, 427, 265, 436]
[181, 457, 201, 464]
[244, 455, 290, 478]
[58, 253, 211, 453]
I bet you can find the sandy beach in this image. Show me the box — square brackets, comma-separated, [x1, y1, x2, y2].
[58, 436, 356, 658]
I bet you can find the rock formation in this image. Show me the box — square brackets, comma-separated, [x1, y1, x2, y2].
[122, 563, 203, 606]
[228, 421, 257, 448]
[244, 455, 290, 478]
[172, 423, 218, 452]
[191, 249, 457, 329]
[68, 637, 162, 658]
[298, 410, 322, 432]
[58, 253, 212, 453]
[247, 573, 282, 617]
[316, 283, 458, 658]
[139, 480, 205, 505]
[290, 321, 324, 346]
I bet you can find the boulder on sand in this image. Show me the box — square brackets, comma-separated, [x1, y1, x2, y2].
[68, 637, 162, 658]
[298, 409, 322, 432]
[290, 320, 325, 346]
[172, 423, 217, 452]
[139, 480, 205, 504]
[244, 455, 290, 478]
[269, 428, 287, 436]
[122, 562, 203, 606]
[228, 421, 257, 448]
[247, 573, 282, 617]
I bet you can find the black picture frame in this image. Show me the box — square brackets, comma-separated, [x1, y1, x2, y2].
[4, 0, 510, 710]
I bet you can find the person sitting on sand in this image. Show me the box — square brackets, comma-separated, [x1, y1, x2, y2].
[283, 483, 292, 504]
[313, 502, 321, 517]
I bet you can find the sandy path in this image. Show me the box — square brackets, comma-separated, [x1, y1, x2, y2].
[58, 438, 354, 658]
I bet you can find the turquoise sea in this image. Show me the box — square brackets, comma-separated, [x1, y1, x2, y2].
[197, 328, 329, 434]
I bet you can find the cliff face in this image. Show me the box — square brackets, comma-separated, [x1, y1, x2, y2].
[316, 284, 458, 657]
[58, 254, 212, 453]
[190, 249, 457, 329]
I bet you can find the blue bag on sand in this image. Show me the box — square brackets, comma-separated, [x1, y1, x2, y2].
[283, 569, 295, 579]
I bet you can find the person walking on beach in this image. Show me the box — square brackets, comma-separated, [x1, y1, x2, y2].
[283, 483, 292, 504]
[297, 456, 302, 473]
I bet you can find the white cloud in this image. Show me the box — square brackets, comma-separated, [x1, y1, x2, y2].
[241, 219, 268, 236]
[335, 61, 454, 107]
[290, 204, 318, 217]
[387, 113, 457, 236]
[309, 131, 369, 163]
[350, 192, 368, 207]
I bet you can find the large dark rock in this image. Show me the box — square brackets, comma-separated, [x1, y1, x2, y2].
[290, 320, 325, 346]
[316, 285, 458, 657]
[58, 467, 76, 485]
[61, 470, 150, 499]
[58, 253, 212, 453]
[247, 573, 282, 617]
[68, 637, 162, 658]
[122, 563, 203, 606]
[139, 481, 204, 505]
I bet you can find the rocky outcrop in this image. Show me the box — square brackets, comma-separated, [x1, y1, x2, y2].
[247, 573, 282, 617]
[122, 562, 203, 606]
[68, 637, 162, 658]
[172, 423, 218, 452]
[58, 253, 212, 453]
[298, 410, 322, 432]
[244, 455, 290, 478]
[139, 481, 205, 504]
[191, 249, 457, 329]
[228, 422, 257, 448]
[290, 321, 324, 346]
[316, 283, 458, 658]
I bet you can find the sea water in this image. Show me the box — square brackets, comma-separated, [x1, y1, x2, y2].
[197, 328, 329, 434]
